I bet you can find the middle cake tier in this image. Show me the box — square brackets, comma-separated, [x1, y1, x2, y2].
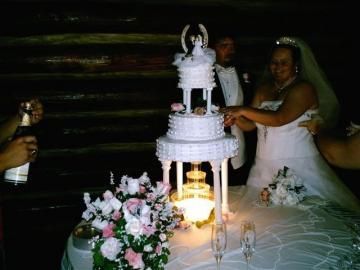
[167, 112, 225, 141]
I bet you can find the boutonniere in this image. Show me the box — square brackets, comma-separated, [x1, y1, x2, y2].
[242, 73, 250, 83]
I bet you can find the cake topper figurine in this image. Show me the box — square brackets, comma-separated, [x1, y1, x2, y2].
[181, 23, 209, 54]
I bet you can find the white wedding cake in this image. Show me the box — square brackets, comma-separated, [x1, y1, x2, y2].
[155, 26, 239, 223]
[156, 35, 238, 162]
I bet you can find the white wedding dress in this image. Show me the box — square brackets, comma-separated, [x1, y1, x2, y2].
[247, 100, 360, 212]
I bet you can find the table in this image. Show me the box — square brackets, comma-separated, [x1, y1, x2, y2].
[61, 186, 360, 269]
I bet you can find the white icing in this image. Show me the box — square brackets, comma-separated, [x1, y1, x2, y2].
[157, 40, 238, 162]
[173, 47, 216, 90]
[156, 134, 238, 162]
[177, 64, 216, 89]
[167, 112, 225, 141]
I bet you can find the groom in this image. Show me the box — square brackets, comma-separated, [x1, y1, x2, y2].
[211, 33, 256, 185]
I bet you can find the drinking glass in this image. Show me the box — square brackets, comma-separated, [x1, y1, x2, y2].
[211, 222, 227, 270]
[240, 220, 256, 270]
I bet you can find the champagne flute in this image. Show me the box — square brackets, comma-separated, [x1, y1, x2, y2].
[240, 220, 256, 270]
[211, 222, 227, 270]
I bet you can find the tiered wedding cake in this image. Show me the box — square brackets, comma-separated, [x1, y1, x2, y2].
[156, 25, 239, 223]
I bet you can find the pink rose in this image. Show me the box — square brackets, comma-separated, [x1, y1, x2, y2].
[125, 248, 144, 269]
[112, 210, 122, 221]
[155, 244, 162, 254]
[126, 198, 142, 214]
[171, 103, 185, 112]
[156, 181, 171, 196]
[146, 192, 156, 202]
[142, 224, 156, 236]
[102, 223, 115, 238]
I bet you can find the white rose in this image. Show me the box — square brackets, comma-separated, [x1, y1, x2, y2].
[271, 194, 282, 205]
[141, 204, 151, 216]
[103, 190, 114, 200]
[92, 218, 108, 230]
[159, 233, 167, 242]
[81, 209, 93, 221]
[211, 104, 220, 112]
[284, 176, 295, 188]
[101, 202, 113, 215]
[284, 193, 299, 206]
[144, 244, 153, 252]
[125, 218, 142, 238]
[140, 216, 151, 226]
[276, 185, 288, 197]
[294, 175, 304, 187]
[109, 197, 122, 211]
[127, 178, 140, 195]
[83, 192, 91, 205]
[100, 237, 122, 261]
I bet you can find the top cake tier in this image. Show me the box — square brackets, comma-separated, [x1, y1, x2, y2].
[177, 63, 216, 90]
[173, 36, 216, 90]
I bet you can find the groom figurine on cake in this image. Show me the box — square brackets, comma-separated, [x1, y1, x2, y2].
[210, 32, 256, 185]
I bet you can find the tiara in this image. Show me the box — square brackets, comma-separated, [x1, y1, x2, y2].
[275, 37, 298, 47]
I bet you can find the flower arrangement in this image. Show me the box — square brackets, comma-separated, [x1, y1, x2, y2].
[81, 172, 182, 270]
[264, 166, 306, 206]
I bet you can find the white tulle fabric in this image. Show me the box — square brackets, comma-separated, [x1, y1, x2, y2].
[294, 37, 340, 127]
[247, 100, 360, 212]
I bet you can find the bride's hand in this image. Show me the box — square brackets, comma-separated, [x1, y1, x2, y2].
[298, 114, 324, 135]
[220, 106, 244, 119]
[224, 114, 235, 127]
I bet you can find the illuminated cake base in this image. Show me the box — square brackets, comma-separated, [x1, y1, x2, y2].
[171, 190, 214, 222]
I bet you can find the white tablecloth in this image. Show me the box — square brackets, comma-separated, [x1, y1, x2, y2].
[61, 186, 360, 270]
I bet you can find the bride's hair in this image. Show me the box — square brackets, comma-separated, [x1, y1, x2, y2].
[261, 36, 340, 128]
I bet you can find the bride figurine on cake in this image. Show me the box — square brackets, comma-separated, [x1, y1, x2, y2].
[221, 36, 360, 212]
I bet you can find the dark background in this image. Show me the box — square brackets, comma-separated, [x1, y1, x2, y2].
[0, 1, 357, 269]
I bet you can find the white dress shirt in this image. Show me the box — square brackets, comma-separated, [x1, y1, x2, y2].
[215, 64, 246, 169]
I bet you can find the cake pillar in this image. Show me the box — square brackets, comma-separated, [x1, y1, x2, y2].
[161, 160, 172, 185]
[206, 88, 212, 115]
[176, 161, 183, 199]
[221, 158, 229, 213]
[210, 160, 222, 224]
[184, 88, 192, 114]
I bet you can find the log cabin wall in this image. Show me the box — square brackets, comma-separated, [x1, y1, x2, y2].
[0, 1, 356, 269]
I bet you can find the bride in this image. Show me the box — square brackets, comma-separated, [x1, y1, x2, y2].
[221, 36, 360, 212]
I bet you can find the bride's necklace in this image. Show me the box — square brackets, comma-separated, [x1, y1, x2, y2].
[274, 76, 297, 93]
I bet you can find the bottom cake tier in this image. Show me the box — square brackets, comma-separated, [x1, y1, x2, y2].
[156, 134, 238, 162]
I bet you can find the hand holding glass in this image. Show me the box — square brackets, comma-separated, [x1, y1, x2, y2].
[211, 223, 227, 270]
[240, 220, 256, 270]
